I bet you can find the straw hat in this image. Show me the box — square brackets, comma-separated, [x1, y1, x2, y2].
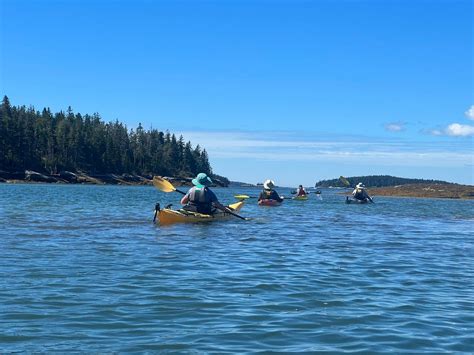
[263, 179, 275, 190]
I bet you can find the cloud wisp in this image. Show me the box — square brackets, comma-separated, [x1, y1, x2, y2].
[179, 130, 473, 168]
[385, 122, 405, 132]
[465, 105, 474, 121]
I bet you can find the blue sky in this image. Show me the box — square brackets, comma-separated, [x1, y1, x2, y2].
[1, 0, 473, 185]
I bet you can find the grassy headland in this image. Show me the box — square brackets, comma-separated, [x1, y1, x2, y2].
[369, 183, 474, 200]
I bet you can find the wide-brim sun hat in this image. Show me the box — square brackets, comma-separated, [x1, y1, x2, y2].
[192, 173, 213, 188]
[263, 179, 275, 190]
[356, 182, 365, 189]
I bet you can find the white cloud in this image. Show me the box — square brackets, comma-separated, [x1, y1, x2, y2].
[385, 122, 405, 132]
[465, 105, 474, 120]
[445, 123, 474, 137]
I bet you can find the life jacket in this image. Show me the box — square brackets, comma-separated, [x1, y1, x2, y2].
[187, 187, 213, 214]
[353, 188, 367, 201]
[262, 189, 273, 198]
[297, 188, 306, 196]
[260, 189, 282, 202]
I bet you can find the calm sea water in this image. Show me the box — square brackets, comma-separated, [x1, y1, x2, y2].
[1, 184, 473, 352]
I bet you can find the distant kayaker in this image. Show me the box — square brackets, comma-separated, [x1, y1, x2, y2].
[258, 179, 284, 202]
[296, 185, 307, 196]
[352, 182, 373, 203]
[181, 173, 229, 214]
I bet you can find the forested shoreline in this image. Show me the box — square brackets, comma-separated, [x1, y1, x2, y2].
[0, 96, 228, 185]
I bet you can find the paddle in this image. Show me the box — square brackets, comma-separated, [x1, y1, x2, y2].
[153, 176, 248, 220]
[234, 194, 255, 199]
[339, 176, 351, 187]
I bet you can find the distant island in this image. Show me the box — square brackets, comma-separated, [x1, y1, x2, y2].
[0, 96, 229, 186]
[316, 175, 474, 200]
[315, 175, 453, 188]
[229, 180, 257, 187]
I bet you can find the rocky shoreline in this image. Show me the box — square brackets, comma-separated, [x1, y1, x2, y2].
[0, 170, 228, 187]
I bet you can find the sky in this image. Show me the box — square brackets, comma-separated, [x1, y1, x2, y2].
[1, 0, 473, 186]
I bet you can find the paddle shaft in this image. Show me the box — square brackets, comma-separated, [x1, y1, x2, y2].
[174, 188, 186, 195]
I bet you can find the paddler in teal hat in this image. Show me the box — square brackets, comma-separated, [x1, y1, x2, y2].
[181, 173, 229, 214]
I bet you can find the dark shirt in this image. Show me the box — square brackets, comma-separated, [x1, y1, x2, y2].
[352, 188, 370, 201]
[258, 189, 283, 202]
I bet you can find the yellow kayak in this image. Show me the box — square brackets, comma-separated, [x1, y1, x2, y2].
[292, 195, 308, 200]
[156, 201, 245, 226]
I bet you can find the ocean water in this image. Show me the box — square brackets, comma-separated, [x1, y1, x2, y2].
[1, 184, 473, 352]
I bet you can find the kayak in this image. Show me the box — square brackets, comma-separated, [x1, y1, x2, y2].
[293, 195, 308, 201]
[258, 199, 282, 206]
[345, 197, 369, 204]
[156, 201, 245, 226]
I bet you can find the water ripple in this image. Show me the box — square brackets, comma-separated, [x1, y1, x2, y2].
[1, 184, 473, 352]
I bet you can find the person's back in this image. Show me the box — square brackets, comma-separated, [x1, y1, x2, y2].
[297, 185, 307, 196]
[181, 173, 226, 214]
[259, 189, 283, 202]
[184, 186, 217, 214]
[352, 182, 372, 202]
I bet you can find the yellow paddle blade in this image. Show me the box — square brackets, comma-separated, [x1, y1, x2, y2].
[339, 176, 350, 187]
[234, 194, 250, 200]
[153, 176, 177, 193]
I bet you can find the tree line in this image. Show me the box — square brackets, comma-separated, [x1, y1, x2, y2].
[315, 175, 451, 188]
[0, 96, 223, 181]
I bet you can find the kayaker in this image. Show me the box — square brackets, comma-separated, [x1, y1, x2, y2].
[352, 182, 373, 203]
[258, 179, 284, 202]
[180, 173, 229, 214]
[296, 184, 307, 196]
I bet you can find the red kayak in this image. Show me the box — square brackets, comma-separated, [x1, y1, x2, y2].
[258, 199, 282, 206]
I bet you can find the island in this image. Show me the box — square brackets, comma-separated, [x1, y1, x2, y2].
[316, 175, 474, 200]
[0, 96, 229, 187]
